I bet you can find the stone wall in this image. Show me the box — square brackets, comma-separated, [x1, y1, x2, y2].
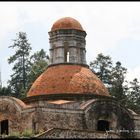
[25, 99, 82, 109]
[0, 96, 140, 138]
[0, 96, 85, 135]
[0, 96, 35, 134]
[84, 99, 136, 138]
[29, 98, 140, 138]
[32, 107, 85, 132]
[133, 115, 140, 138]
[36, 128, 120, 139]
[48, 29, 86, 65]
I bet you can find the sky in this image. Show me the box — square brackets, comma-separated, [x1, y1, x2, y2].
[0, 2, 140, 86]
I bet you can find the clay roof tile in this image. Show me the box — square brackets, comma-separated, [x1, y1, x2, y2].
[51, 17, 84, 31]
[27, 65, 110, 97]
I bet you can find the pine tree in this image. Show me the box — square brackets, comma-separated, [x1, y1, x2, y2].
[89, 53, 113, 89]
[8, 32, 32, 98]
[127, 78, 140, 113]
[110, 61, 127, 104]
[90, 53, 140, 113]
[27, 49, 49, 91]
[0, 86, 13, 96]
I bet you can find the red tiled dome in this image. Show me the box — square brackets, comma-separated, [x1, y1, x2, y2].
[51, 17, 84, 31]
[27, 65, 110, 97]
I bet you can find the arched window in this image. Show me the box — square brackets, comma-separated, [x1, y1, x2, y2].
[64, 42, 69, 62]
[67, 51, 69, 62]
[97, 120, 109, 131]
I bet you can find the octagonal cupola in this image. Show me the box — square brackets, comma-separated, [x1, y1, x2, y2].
[48, 17, 87, 65]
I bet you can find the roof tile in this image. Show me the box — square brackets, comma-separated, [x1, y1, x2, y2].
[27, 65, 110, 97]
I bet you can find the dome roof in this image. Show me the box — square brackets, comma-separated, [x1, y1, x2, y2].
[51, 17, 84, 31]
[27, 65, 110, 97]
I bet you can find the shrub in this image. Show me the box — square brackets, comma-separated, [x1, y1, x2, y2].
[7, 131, 20, 138]
[22, 129, 34, 137]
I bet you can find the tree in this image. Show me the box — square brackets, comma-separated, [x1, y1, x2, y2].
[0, 86, 13, 96]
[89, 54, 128, 104]
[90, 53, 140, 113]
[27, 49, 49, 91]
[127, 78, 140, 113]
[89, 53, 113, 88]
[109, 61, 128, 104]
[8, 32, 32, 98]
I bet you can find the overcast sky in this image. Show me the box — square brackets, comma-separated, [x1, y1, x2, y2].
[0, 2, 140, 86]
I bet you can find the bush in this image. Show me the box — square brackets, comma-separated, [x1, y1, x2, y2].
[7, 131, 20, 138]
[22, 129, 34, 137]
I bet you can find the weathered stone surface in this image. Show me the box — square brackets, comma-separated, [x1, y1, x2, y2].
[37, 128, 120, 139]
[49, 29, 86, 65]
[0, 96, 140, 138]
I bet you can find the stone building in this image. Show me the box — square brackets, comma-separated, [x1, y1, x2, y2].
[0, 17, 140, 138]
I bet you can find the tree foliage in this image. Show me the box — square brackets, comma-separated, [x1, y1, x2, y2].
[90, 53, 112, 87]
[0, 86, 13, 96]
[7, 32, 49, 98]
[126, 78, 140, 113]
[110, 61, 128, 104]
[90, 53, 140, 114]
[27, 49, 49, 91]
[8, 32, 32, 98]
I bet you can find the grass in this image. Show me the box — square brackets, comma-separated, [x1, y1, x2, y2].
[0, 129, 36, 138]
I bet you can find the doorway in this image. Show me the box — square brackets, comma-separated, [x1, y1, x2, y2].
[97, 120, 109, 131]
[1, 120, 8, 135]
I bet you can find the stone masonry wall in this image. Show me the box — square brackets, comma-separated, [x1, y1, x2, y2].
[84, 99, 135, 138]
[32, 107, 85, 133]
[37, 128, 120, 139]
[49, 29, 86, 65]
[0, 96, 140, 138]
